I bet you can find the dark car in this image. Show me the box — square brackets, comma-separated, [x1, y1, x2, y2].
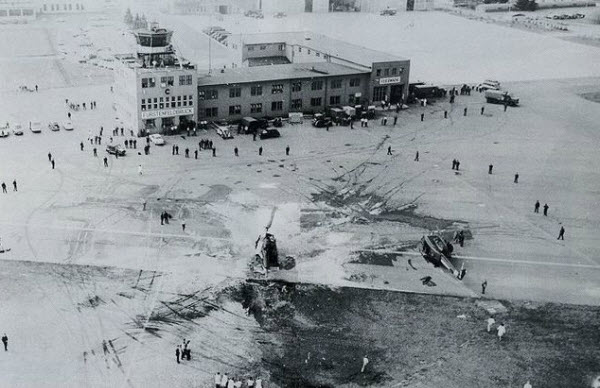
[312, 114, 332, 128]
[260, 128, 281, 139]
[106, 144, 126, 156]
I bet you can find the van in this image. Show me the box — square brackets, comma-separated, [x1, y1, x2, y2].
[485, 90, 519, 106]
[240, 117, 261, 134]
[413, 85, 447, 99]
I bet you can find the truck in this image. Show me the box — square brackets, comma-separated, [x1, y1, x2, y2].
[485, 90, 519, 107]
[413, 84, 447, 99]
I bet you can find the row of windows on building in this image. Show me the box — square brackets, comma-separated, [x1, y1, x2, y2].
[204, 94, 360, 118]
[141, 95, 194, 111]
[199, 78, 362, 100]
[141, 75, 194, 88]
[42, 3, 85, 11]
[375, 67, 403, 77]
[247, 44, 286, 52]
[0, 8, 34, 16]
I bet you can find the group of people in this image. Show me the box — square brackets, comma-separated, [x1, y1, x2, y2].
[486, 317, 506, 341]
[66, 99, 97, 111]
[1, 180, 17, 193]
[214, 372, 263, 388]
[175, 339, 191, 363]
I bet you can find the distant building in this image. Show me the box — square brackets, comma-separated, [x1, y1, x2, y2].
[167, 0, 255, 14]
[37, 0, 104, 13]
[198, 31, 410, 121]
[114, 24, 198, 136]
[0, 0, 36, 20]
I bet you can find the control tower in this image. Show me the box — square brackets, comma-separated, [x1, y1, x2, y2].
[114, 23, 198, 136]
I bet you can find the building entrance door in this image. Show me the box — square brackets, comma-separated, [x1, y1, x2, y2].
[305, 0, 313, 12]
[219, 5, 228, 14]
[390, 84, 404, 104]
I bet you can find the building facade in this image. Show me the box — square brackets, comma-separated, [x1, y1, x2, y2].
[0, 0, 36, 19]
[38, 0, 103, 13]
[114, 25, 198, 136]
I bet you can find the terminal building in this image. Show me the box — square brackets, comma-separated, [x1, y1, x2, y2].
[197, 32, 410, 121]
[113, 24, 198, 136]
[0, 0, 36, 20]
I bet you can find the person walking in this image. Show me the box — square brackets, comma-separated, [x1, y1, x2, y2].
[452, 159, 456, 170]
[285, 145, 290, 156]
[350, 120, 354, 129]
[93, 148, 97, 157]
[463, 107, 468, 116]
[103, 157, 108, 167]
[185, 148, 190, 158]
[234, 147, 238, 157]
[138, 165, 143, 175]
[12, 180, 17, 192]
[420, 113, 424, 122]
[142, 199, 147, 211]
[481, 280, 487, 294]
[361, 355, 369, 373]
[557, 226, 565, 240]
[393, 115, 398, 126]
[488, 164, 493, 174]
[497, 323, 506, 341]
[504, 102, 508, 112]
[172, 145, 176, 155]
[543, 203, 549, 216]
[1, 182, 6, 193]
[486, 316, 495, 333]
[259, 146, 263, 156]
[182, 221, 186, 232]
[221, 373, 229, 388]
[215, 372, 222, 388]
[514, 173, 519, 183]
[175, 346, 180, 364]
[387, 146, 392, 156]
[414, 151, 419, 162]
[523, 380, 532, 388]
[194, 150, 198, 159]
[481, 106, 485, 115]
[1, 334, 7, 351]
[444, 110, 448, 119]
[534, 200, 540, 213]
[48, 152, 52, 162]
[212, 147, 216, 157]
[51, 159, 55, 169]
[68, 112, 71, 119]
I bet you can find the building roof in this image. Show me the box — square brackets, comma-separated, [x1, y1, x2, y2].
[197, 62, 368, 87]
[235, 31, 406, 67]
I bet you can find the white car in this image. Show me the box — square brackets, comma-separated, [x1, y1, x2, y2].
[48, 121, 60, 131]
[477, 83, 500, 92]
[13, 123, 23, 136]
[30, 121, 42, 133]
[149, 134, 165, 145]
[63, 121, 74, 131]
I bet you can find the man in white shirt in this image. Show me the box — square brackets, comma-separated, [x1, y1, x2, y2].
[255, 378, 263, 388]
[497, 323, 506, 341]
[523, 380, 532, 388]
[487, 317, 495, 333]
[220, 373, 228, 388]
[361, 355, 369, 373]
[215, 372, 222, 388]
[247, 377, 255, 387]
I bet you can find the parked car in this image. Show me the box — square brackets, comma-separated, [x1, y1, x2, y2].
[380, 8, 397, 15]
[413, 85, 447, 99]
[240, 117, 261, 134]
[477, 83, 500, 92]
[244, 10, 264, 18]
[0, 130, 9, 138]
[274, 12, 287, 18]
[312, 114, 332, 128]
[149, 134, 165, 145]
[216, 125, 234, 139]
[106, 144, 126, 156]
[485, 90, 519, 106]
[12, 123, 23, 136]
[30, 121, 42, 133]
[63, 121, 74, 131]
[48, 121, 60, 131]
[272, 117, 283, 128]
[259, 128, 281, 139]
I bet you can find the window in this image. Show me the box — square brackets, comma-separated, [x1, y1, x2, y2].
[198, 91, 205, 100]
[248, 45, 255, 51]
[271, 101, 283, 111]
[331, 79, 342, 89]
[206, 89, 218, 100]
[278, 44, 285, 51]
[142, 77, 155, 88]
[205, 107, 218, 118]
[391, 68, 397, 75]
[307, 49, 311, 55]
[271, 84, 284, 94]
[316, 52, 320, 57]
[260, 45, 266, 50]
[189, 95, 193, 104]
[141, 99, 147, 111]
[43, 4, 47, 11]
[153, 98, 158, 109]
[229, 105, 241, 115]
[311, 80, 323, 91]
[310, 98, 322, 107]
[329, 95, 341, 105]
[229, 87, 241, 98]
[291, 82, 302, 93]
[373, 86, 386, 102]
[349, 78, 361, 87]
[348, 94, 356, 105]
[384, 68, 390, 76]
[291, 99, 302, 109]
[251, 85, 262, 96]
[171, 100, 176, 108]
[376, 69, 381, 77]
[250, 103, 262, 114]
[161, 76, 174, 86]
[179, 75, 193, 86]
[298, 47, 302, 52]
